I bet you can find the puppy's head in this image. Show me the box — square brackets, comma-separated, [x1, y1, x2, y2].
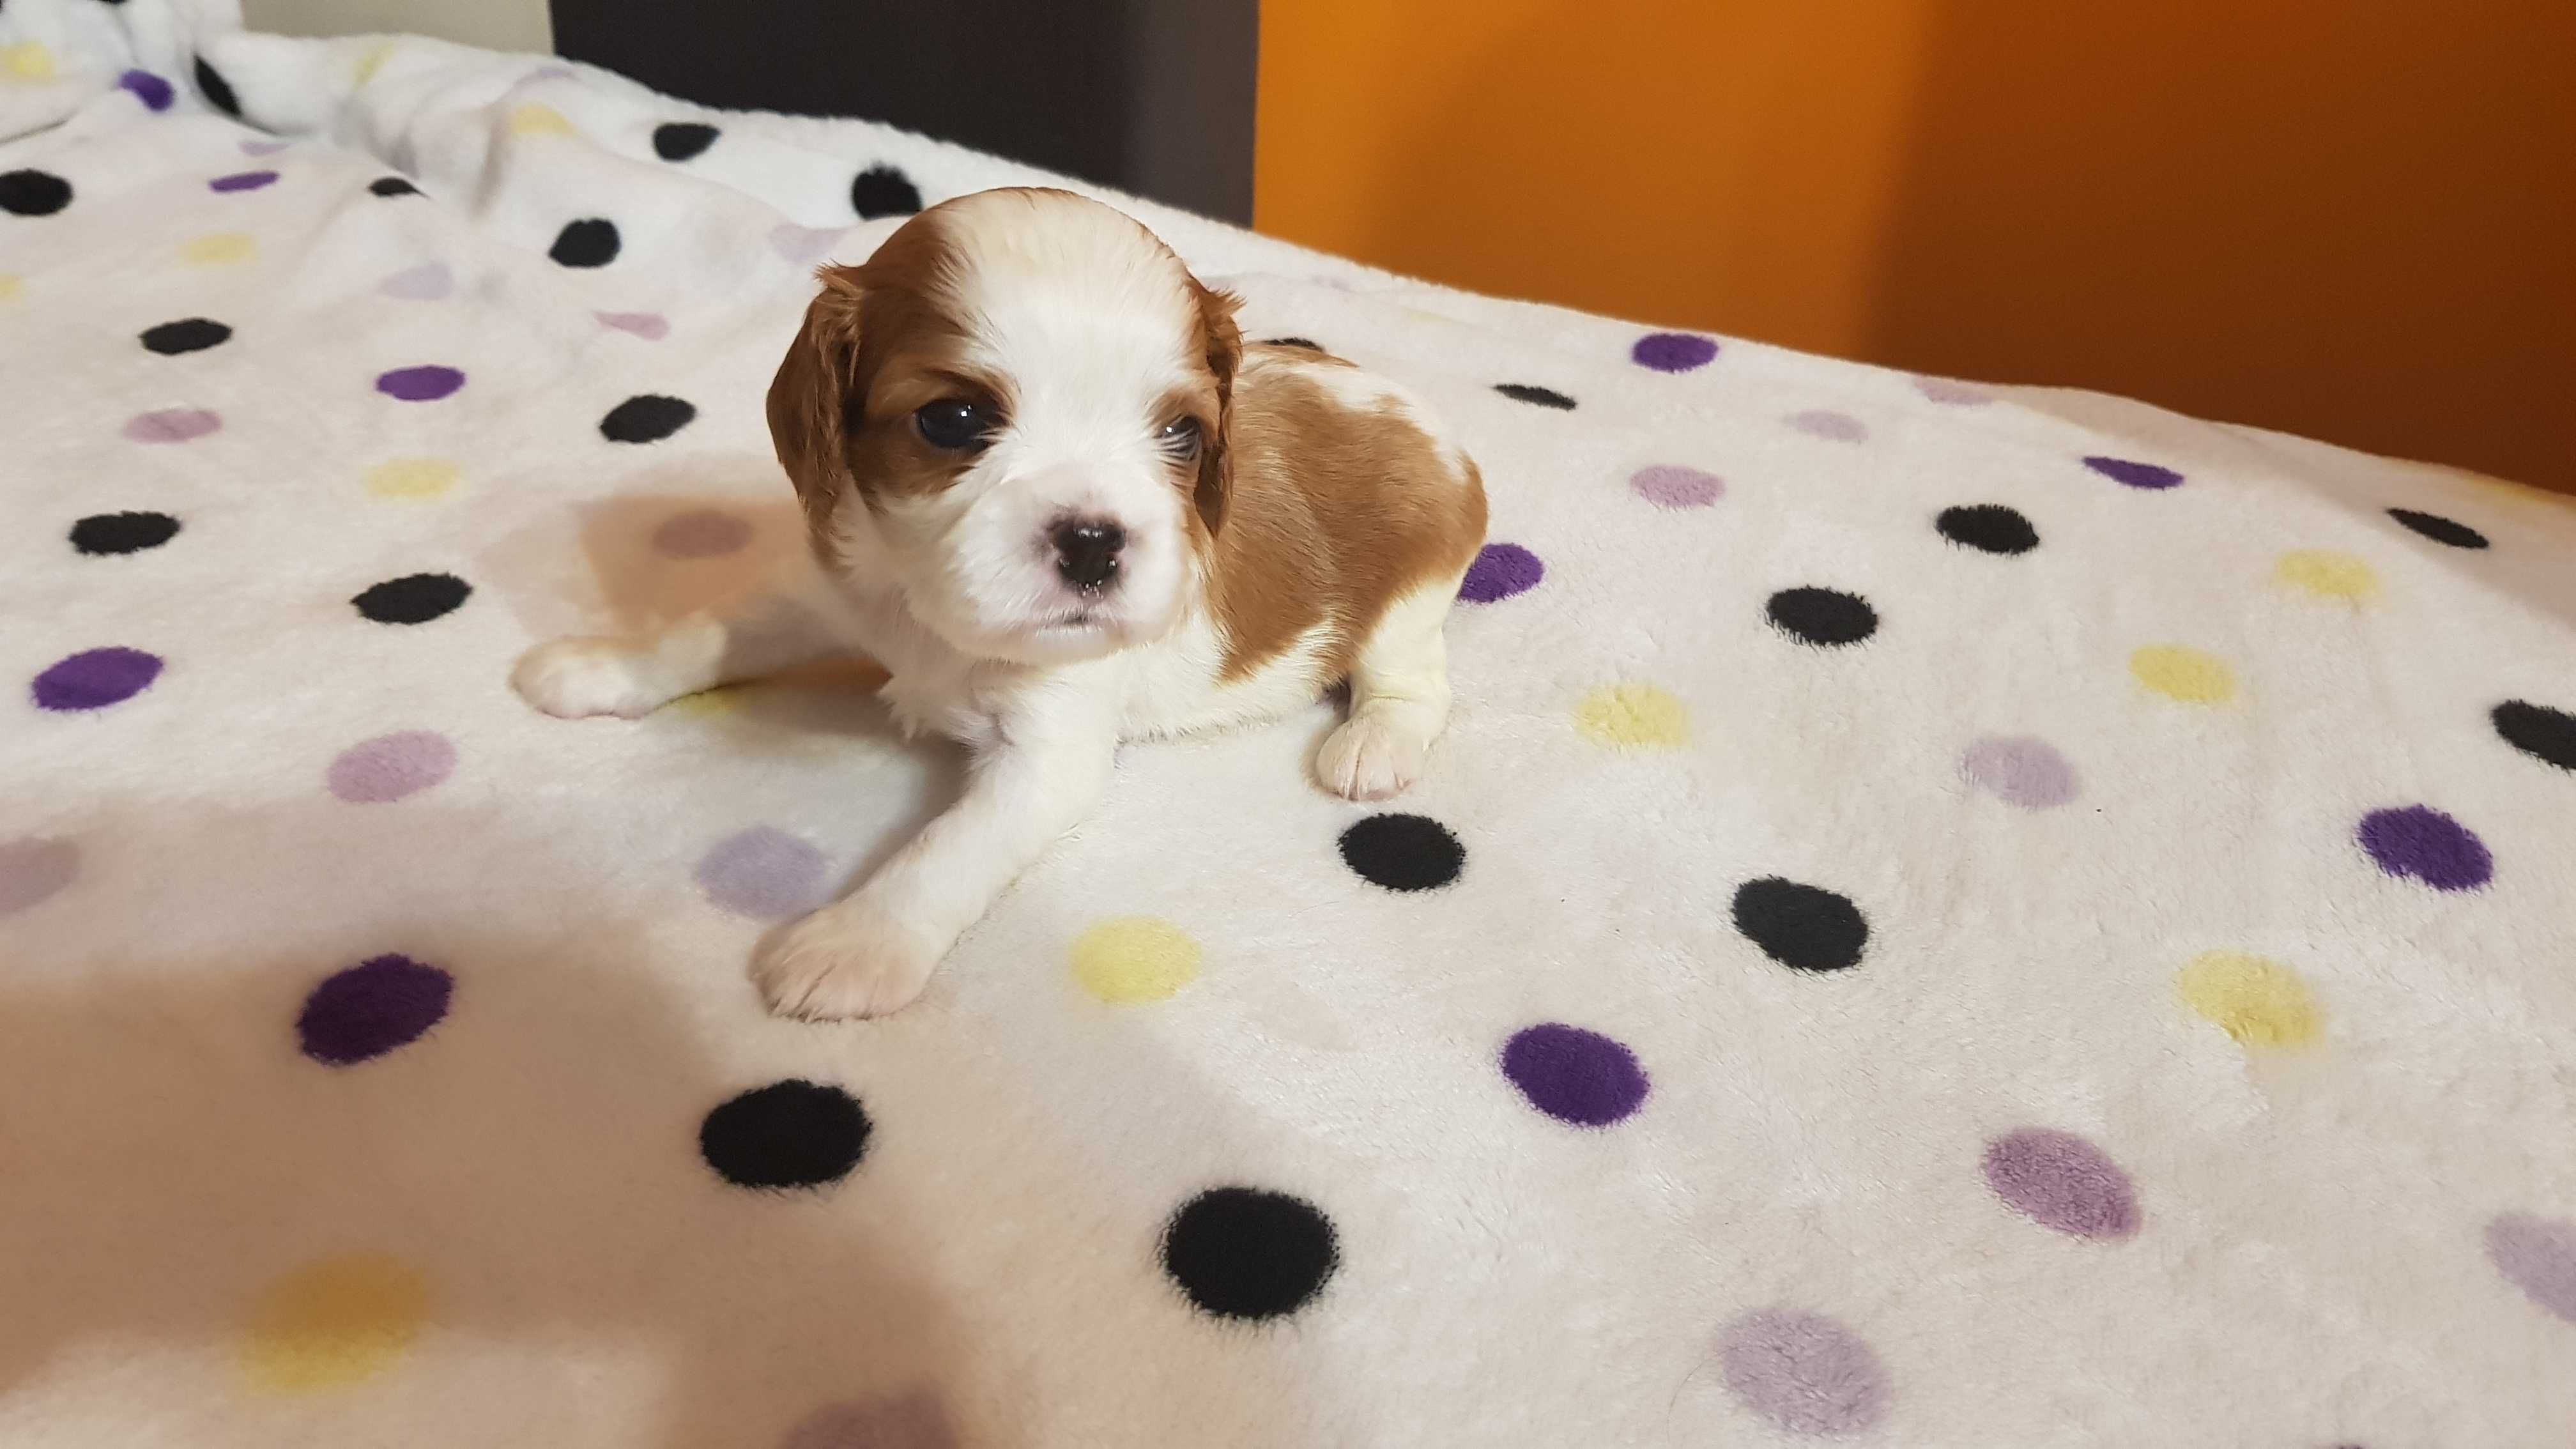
[768, 187, 1239, 666]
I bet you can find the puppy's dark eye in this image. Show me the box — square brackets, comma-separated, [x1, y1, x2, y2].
[1158, 416, 1202, 459]
[914, 399, 995, 452]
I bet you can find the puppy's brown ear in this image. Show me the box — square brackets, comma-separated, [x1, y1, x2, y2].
[1191, 280, 1243, 537]
[767, 266, 867, 531]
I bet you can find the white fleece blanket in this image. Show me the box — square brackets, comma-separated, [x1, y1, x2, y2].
[5, 4, 2575, 1445]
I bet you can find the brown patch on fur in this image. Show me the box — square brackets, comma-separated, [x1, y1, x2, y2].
[1208, 359, 1488, 680]
[1186, 280, 1243, 538]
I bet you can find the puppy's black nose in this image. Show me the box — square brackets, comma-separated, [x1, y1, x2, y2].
[1050, 517, 1126, 592]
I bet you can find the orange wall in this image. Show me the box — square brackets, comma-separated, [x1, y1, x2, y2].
[1254, 0, 2575, 491]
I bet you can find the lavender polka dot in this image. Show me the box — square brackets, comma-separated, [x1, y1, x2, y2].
[210, 170, 279, 194]
[376, 365, 466, 402]
[779, 1392, 956, 1449]
[1788, 410, 1869, 441]
[1982, 1128, 2140, 1239]
[1501, 1023, 1649, 1126]
[1632, 332, 1719, 373]
[1960, 735, 2079, 809]
[119, 70, 175, 112]
[0, 838, 79, 917]
[597, 310, 670, 340]
[1630, 465, 1722, 509]
[1913, 376, 1993, 406]
[123, 408, 221, 443]
[33, 648, 162, 712]
[695, 827, 830, 920]
[2486, 1213, 2576, 1324]
[297, 954, 454, 1065]
[1715, 1309, 1890, 1435]
[1458, 543, 1543, 603]
[2358, 805, 2492, 891]
[326, 731, 458, 804]
[654, 509, 754, 559]
[771, 222, 843, 266]
[2083, 455, 2184, 490]
[239, 137, 291, 157]
[378, 261, 453, 300]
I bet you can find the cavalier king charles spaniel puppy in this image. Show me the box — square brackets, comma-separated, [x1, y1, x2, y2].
[514, 187, 1486, 1018]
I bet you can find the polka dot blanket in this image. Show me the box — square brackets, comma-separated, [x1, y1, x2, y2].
[6, 3, 2575, 1445]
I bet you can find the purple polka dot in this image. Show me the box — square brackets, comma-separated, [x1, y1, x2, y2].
[325, 731, 457, 804]
[376, 365, 466, 402]
[378, 262, 452, 300]
[240, 138, 291, 157]
[1913, 376, 1993, 406]
[2082, 455, 2184, 490]
[1960, 735, 2079, 809]
[2358, 805, 2492, 891]
[1788, 410, 1870, 441]
[1715, 1309, 1890, 1435]
[695, 827, 831, 920]
[1630, 465, 1722, 509]
[779, 1392, 956, 1449]
[0, 838, 79, 917]
[528, 65, 578, 82]
[210, 170, 279, 194]
[33, 648, 162, 712]
[1632, 332, 1719, 373]
[297, 954, 454, 1065]
[772, 222, 844, 266]
[597, 310, 670, 340]
[1501, 1023, 1649, 1126]
[122, 408, 221, 443]
[1458, 543, 1543, 603]
[654, 509, 754, 559]
[2486, 1213, 2576, 1324]
[1982, 1128, 2140, 1239]
[119, 70, 175, 112]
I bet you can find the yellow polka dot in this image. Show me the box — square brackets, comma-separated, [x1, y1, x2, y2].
[355, 41, 397, 84]
[2176, 951, 2322, 1049]
[0, 273, 21, 305]
[3, 43, 56, 81]
[2130, 645, 2236, 705]
[241, 1254, 428, 1392]
[363, 457, 461, 502]
[508, 103, 574, 137]
[666, 687, 741, 717]
[2275, 549, 2379, 601]
[1574, 683, 1689, 748]
[181, 232, 257, 266]
[1070, 917, 1200, 1004]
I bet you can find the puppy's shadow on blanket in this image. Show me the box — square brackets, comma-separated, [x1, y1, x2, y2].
[0, 801, 1022, 1448]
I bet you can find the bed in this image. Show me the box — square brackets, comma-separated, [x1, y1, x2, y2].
[4, 2, 2573, 1445]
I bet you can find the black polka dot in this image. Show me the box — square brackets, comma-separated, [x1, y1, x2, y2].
[1766, 586, 1878, 647]
[1732, 877, 1869, 972]
[2494, 700, 2576, 772]
[2387, 507, 2488, 549]
[652, 121, 719, 162]
[139, 318, 231, 355]
[0, 168, 73, 217]
[852, 164, 924, 220]
[1338, 813, 1464, 891]
[1260, 337, 1322, 351]
[70, 511, 180, 555]
[1494, 383, 1576, 410]
[352, 572, 471, 625]
[368, 176, 419, 197]
[548, 217, 620, 268]
[1935, 503, 2038, 555]
[1160, 1186, 1337, 1321]
[194, 57, 240, 117]
[600, 394, 697, 444]
[699, 1080, 871, 1191]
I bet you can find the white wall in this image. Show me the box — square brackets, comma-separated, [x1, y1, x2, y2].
[241, 0, 552, 55]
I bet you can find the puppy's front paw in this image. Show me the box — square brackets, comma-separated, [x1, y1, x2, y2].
[1315, 710, 1432, 801]
[512, 638, 669, 719]
[751, 898, 946, 1021]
